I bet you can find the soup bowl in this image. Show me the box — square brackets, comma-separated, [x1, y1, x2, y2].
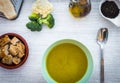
[42, 39, 93, 83]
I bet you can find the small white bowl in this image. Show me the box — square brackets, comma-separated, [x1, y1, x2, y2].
[99, 0, 120, 27]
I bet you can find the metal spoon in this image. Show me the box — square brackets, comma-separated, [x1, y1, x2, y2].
[97, 28, 108, 83]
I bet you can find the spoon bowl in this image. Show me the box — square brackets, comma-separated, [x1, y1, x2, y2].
[97, 28, 108, 47]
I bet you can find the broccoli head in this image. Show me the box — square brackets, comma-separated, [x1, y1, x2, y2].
[29, 13, 40, 21]
[38, 14, 55, 28]
[26, 21, 42, 31]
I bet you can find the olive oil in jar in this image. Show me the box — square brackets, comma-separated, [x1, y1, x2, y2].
[69, 0, 91, 18]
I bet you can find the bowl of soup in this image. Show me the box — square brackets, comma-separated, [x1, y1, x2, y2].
[42, 39, 93, 83]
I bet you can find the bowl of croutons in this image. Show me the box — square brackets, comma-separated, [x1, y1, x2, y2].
[0, 33, 29, 69]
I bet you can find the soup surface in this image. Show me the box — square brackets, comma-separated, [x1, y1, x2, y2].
[46, 43, 88, 83]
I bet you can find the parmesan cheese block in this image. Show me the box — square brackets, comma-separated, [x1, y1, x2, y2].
[0, 0, 23, 19]
[0, 0, 17, 19]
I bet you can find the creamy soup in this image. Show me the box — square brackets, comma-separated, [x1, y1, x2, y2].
[46, 43, 88, 83]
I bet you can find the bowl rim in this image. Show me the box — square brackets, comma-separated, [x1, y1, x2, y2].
[42, 39, 93, 83]
[0, 33, 29, 69]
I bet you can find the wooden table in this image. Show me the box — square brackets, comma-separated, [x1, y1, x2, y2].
[0, 0, 120, 83]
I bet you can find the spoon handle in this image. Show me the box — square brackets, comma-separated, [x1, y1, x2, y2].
[100, 47, 104, 83]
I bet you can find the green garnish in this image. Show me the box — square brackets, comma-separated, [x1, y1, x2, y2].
[26, 21, 42, 31]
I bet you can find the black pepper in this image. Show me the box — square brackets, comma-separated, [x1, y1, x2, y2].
[101, 1, 119, 18]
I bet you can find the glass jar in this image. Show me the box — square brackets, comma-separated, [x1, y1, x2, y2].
[69, 0, 91, 18]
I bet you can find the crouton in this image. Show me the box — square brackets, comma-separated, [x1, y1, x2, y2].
[18, 52, 25, 58]
[9, 44, 18, 56]
[10, 37, 20, 45]
[2, 55, 13, 65]
[13, 57, 21, 65]
[1, 45, 9, 57]
[17, 42, 25, 54]
[0, 35, 10, 47]
[0, 49, 5, 59]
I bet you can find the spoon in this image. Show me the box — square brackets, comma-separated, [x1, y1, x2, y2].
[99, 0, 120, 27]
[97, 28, 108, 83]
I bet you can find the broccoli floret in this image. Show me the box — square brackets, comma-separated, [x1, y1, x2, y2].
[38, 14, 55, 28]
[26, 21, 42, 31]
[29, 13, 40, 21]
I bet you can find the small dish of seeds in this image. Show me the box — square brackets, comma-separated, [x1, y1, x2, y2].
[99, 0, 120, 27]
[0, 33, 29, 69]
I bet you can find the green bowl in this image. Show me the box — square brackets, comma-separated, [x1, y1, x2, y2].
[42, 39, 93, 83]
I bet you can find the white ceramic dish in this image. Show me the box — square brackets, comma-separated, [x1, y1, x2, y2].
[99, 0, 120, 27]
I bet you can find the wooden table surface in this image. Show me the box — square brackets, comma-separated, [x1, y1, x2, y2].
[0, 0, 120, 83]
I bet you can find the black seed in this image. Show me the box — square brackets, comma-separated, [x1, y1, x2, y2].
[101, 1, 119, 18]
